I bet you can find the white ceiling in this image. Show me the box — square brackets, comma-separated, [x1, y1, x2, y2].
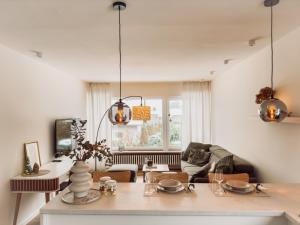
[0, 0, 300, 82]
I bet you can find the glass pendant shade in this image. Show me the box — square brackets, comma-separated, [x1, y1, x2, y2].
[132, 106, 151, 121]
[108, 101, 132, 125]
[259, 98, 288, 122]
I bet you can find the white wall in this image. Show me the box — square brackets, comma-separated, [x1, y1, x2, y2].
[212, 26, 300, 182]
[0, 45, 87, 225]
[111, 82, 183, 98]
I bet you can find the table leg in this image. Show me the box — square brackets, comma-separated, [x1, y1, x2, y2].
[13, 193, 22, 225]
[45, 193, 50, 203]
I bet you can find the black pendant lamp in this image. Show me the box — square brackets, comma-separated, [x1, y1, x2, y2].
[94, 2, 151, 143]
[258, 0, 288, 122]
[108, 2, 131, 125]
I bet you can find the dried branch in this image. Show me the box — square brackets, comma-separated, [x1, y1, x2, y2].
[65, 120, 112, 163]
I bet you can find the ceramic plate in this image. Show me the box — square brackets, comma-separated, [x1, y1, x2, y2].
[157, 184, 185, 193]
[222, 183, 255, 194]
[226, 180, 251, 190]
[158, 179, 182, 191]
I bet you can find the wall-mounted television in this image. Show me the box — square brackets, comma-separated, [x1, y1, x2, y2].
[55, 118, 79, 157]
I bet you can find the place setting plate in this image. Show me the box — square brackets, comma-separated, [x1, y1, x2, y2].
[221, 180, 255, 194]
[157, 179, 185, 194]
[144, 179, 195, 196]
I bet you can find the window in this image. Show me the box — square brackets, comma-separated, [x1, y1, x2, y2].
[112, 98, 163, 150]
[168, 98, 182, 148]
[111, 97, 182, 150]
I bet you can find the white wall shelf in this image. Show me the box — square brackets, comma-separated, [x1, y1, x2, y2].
[281, 116, 300, 124]
[250, 116, 300, 124]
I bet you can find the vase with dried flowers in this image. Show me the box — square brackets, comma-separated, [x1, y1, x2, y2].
[66, 120, 112, 198]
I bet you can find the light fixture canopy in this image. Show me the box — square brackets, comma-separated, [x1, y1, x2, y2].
[264, 0, 279, 7]
[113, 1, 126, 10]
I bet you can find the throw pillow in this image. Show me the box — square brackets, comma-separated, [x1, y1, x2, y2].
[215, 154, 234, 174]
[187, 148, 211, 166]
[181, 142, 212, 161]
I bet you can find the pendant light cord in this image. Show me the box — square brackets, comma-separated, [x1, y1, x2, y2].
[270, 4, 274, 90]
[118, 6, 122, 100]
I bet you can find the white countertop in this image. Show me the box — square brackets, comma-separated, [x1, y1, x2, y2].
[41, 183, 300, 224]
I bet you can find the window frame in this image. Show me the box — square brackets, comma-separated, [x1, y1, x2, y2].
[167, 96, 183, 150]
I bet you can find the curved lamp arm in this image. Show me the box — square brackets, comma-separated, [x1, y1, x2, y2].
[95, 106, 112, 144]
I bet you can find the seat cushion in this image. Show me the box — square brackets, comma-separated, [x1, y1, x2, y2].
[181, 160, 199, 171]
[182, 142, 212, 161]
[109, 164, 138, 172]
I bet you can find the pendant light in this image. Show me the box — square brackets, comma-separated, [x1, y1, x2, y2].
[108, 2, 131, 125]
[105, 1, 151, 126]
[258, 0, 288, 122]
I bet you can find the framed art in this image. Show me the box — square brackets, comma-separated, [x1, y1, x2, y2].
[24, 141, 41, 168]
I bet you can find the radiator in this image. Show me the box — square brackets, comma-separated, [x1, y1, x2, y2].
[112, 151, 182, 170]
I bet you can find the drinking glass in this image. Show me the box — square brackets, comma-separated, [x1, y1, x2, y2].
[214, 168, 224, 195]
[144, 173, 157, 196]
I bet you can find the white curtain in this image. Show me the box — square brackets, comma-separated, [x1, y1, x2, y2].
[182, 81, 211, 149]
[86, 83, 112, 146]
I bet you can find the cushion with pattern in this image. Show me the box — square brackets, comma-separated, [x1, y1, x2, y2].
[187, 148, 211, 166]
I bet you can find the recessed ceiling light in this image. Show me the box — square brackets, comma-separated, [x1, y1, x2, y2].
[30, 50, 43, 58]
[249, 39, 256, 47]
[248, 37, 263, 47]
[224, 59, 233, 65]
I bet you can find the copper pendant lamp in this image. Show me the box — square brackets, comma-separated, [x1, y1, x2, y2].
[94, 2, 151, 144]
[258, 0, 288, 122]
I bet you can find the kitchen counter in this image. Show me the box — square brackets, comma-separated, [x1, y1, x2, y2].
[40, 183, 300, 225]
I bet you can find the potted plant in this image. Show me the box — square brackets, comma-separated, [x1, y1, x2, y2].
[66, 120, 112, 198]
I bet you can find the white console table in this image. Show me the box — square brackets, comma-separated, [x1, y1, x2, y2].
[10, 157, 73, 225]
[40, 183, 300, 225]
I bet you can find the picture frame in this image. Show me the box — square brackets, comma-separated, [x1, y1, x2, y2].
[24, 141, 41, 169]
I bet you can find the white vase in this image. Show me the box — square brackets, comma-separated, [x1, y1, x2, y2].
[69, 161, 92, 198]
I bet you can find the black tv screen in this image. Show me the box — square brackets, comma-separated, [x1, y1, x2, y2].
[55, 119, 78, 156]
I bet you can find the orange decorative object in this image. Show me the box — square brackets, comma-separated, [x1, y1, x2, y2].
[132, 106, 151, 121]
